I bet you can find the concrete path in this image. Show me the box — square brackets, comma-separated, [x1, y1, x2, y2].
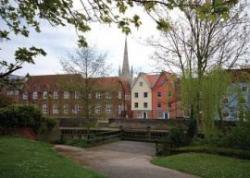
[54, 141, 198, 178]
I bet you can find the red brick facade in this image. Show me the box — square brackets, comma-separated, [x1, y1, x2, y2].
[3, 74, 132, 120]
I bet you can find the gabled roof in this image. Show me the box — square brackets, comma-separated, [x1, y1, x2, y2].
[152, 71, 176, 89]
[131, 72, 160, 89]
[144, 74, 159, 88]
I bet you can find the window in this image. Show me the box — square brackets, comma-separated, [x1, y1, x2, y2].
[144, 92, 148, 98]
[95, 105, 101, 114]
[106, 104, 112, 113]
[168, 91, 172, 97]
[64, 91, 70, 99]
[32, 92, 38, 100]
[125, 94, 130, 100]
[96, 92, 101, 99]
[52, 104, 59, 114]
[134, 92, 139, 98]
[118, 105, 122, 114]
[134, 102, 138, 108]
[157, 102, 161, 108]
[88, 93, 92, 99]
[139, 81, 143, 86]
[143, 102, 148, 108]
[223, 97, 229, 104]
[118, 91, 122, 99]
[158, 112, 162, 118]
[157, 92, 161, 97]
[43, 91, 48, 99]
[7, 90, 14, 96]
[106, 92, 112, 99]
[248, 94, 250, 106]
[42, 104, 47, 114]
[63, 104, 69, 114]
[75, 91, 80, 99]
[168, 102, 171, 108]
[53, 91, 58, 99]
[72, 104, 80, 114]
[14, 90, 19, 95]
[23, 92, 28, 100]
[242, 86, 248, 92]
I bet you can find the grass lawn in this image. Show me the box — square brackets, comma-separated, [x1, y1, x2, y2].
[0, 137, 105, 178]
[152, 153, 250, 178]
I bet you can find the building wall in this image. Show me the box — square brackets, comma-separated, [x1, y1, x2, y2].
[4, 75, 132, 120]
[223, 82, 250, 121]
[131, 75, 152, 118]
[152, 74, 175, 119]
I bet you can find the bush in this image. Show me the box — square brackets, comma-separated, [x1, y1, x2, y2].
[168, 128, 189, 147]
[0, 105, 57, 134]
[156, 128, 190, 155]
[174, 145, 250, 160]
[224, 121, 250, 150]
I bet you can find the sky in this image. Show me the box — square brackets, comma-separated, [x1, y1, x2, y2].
[1, 4, 162, 77]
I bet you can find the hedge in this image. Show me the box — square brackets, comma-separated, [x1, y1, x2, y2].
[0, 105, 57, 134]
[173, 145, 250, 160]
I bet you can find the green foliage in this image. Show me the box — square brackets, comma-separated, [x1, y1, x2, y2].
[0, 94, 14, 108]
[181, 68, 230, 137]
[63, 139, 88, 148]
[168, 128, 188, 147]
[0, 137, 105, 178]
[0, 105, 56, 134]
[224, 112, 250, 150]
[152, 153, 250, 178]
[174, 145, 250, 160]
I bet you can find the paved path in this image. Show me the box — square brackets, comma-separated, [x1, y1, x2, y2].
[54, 141, 198, 178]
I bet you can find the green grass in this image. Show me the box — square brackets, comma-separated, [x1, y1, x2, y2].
[0, 137, 105, 178]
[152, 153, 250, 178]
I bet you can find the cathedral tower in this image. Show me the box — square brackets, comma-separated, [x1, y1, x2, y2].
[119, 37, 133, 83]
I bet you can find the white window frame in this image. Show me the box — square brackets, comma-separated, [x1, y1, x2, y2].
[53, 91, 59, 100]
[63, 104, 69, 114]
[32, 91, 38, 100]
[64, 91, 70, 99]
[42, 103, 48, 114]
[118, 91, 122, 99]
[52, 104, 59, 114]
[43, 91, 48, 99]
[96, 92, 101, 99]
[22, 92, 28, 100]
[106, 104, 112, 113]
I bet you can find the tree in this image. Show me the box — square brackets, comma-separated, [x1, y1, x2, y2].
[60, 47, 110, 134]
[149, 0, 249, 136]
[1, 0, 238, 81]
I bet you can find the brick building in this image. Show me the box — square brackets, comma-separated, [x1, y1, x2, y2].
[3, 74, 131, 121]
[131, 71, 183, 119]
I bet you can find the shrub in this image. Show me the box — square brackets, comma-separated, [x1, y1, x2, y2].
[174, 145, 250, 160]
[0, 94, 14, 108]
[156, 128, 190, 155]
[0, 105, 57, 134]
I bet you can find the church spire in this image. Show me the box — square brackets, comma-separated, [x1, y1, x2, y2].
[119, 36, 133, 84]
[122, 37, 129, 75]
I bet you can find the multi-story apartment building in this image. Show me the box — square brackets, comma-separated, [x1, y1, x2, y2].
[222, 69, 250, 121]
[131, 71, 183, 119]
[4, 74, 131, 121]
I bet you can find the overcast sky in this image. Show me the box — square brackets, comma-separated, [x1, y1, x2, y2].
[1, 4, 162, 77]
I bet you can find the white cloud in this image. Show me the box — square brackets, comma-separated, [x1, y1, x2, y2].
[1, 6, 161, 76]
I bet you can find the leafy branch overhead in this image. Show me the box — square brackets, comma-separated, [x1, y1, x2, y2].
[0, 0, 239, 80]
